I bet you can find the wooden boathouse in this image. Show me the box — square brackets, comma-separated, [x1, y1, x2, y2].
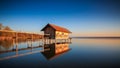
[41, 23, 72, 43]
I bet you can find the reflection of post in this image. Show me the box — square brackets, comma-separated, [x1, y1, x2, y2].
[27, 39, 29, 47]
[15, 42, 18, 56]
[31, 39, 32, 47]
[12, 38, 18, 55]
[12, 39, 16, 50]
[27, 39, 32, 48]
[30, 39, 33, 52]
[14, 38, 18, 55]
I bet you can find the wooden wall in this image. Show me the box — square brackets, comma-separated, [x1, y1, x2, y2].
[44, 26, 55, 39]
[55, 31, 69, 39]
[44, 26, 70, 39]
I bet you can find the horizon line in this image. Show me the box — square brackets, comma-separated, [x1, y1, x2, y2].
[71, 36, 120, 38]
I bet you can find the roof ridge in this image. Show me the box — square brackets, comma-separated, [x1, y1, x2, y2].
[49, 24, 68, 30]
[41, 23, 71, 33]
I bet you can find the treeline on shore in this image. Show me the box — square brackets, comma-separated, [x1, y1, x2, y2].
[0, 31, 43, 40]
[0, 23, 43, 40]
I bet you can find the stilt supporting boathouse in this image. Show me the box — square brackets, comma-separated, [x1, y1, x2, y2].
[42, 38, 72, 44]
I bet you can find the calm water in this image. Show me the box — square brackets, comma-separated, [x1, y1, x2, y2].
[0, 38, 120, 68]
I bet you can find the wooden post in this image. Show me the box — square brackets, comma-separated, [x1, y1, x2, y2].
[55, 39, 56, 43]
[44, 38, 46, 44]
[32, 34, 33, 40]
[15, 32, 17, 39]
[31, 39, 32, 47]
[27, 40, 29, 47]
[39, 39, 41, 46]
[49, 39, 51, 44]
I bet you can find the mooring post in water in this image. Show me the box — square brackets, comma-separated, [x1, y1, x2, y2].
[12, 39, 15, 50]
[38, 39, 41, 46]
[31, 39, 32, 48]
[27, 40, 29, 47]
[27, 39, 31, 48]
[15, 32, 17, 39]
[32, 34, 33, 40]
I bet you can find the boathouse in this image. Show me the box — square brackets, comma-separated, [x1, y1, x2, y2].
[41, 23, 71, 39]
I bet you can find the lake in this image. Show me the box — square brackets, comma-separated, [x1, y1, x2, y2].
[0, 38, 120, 68]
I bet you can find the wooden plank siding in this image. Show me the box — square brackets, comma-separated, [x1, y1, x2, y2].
[55, 31, 69, 39]
[44, 26, 55, 39]
[41, 23, 71, 39]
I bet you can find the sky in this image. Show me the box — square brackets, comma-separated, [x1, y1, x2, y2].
[0, 0, 120, 37]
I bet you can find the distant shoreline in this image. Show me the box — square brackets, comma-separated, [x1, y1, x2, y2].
[71, 37, 120, 39]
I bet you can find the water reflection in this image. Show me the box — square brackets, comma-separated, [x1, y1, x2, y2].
[41, 43, 71, 60]
[0, 38, 120, 68]
[0, 39, 14, 50]
[0, 39, 41, 51]
[0, 39, 71, 61]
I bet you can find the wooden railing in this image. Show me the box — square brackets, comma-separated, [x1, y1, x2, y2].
[0, 30, 43, 40]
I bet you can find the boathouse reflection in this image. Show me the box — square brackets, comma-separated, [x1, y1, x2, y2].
[41, 42, 71, 60]
[0, 39, 71, 61]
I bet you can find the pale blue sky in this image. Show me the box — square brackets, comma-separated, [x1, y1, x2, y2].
[0, 0, 120, 36]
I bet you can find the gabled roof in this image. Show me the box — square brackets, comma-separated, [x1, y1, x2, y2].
[41, 23, 71, 33]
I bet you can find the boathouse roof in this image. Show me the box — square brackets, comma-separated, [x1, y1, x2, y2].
[41, 23, 71, 33]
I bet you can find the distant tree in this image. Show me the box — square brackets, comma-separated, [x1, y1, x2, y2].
[0, 23, 3, 30]
[3, 26, 13, 31]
